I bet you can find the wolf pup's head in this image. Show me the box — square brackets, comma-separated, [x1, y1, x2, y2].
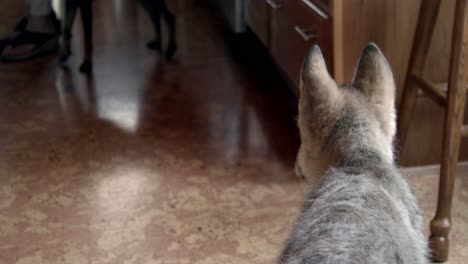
[296, 43, 396, 185]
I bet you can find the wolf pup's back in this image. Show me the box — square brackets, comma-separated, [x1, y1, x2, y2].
[279, 44, 428, 264]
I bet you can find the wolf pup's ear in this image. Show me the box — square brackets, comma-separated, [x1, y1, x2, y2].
[352, 43, 395, 103]
[301, 45, 339, 106]
[352, 43, 396, 140]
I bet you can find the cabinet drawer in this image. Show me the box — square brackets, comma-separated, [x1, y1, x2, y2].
[271, 0, 332, 88]
[245, 0, 271, 47]
[299, 0, 330, 18]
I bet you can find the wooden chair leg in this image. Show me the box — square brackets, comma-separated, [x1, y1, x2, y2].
[429, 0, 468, 261]
[397, 0, 442, 147]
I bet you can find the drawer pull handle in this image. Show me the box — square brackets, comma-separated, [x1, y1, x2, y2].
[266, 0, 281, 9]
[301, 0, 328, 19]
[294, 26, 317, 42]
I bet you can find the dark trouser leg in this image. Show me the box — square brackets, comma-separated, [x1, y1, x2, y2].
[138, 0, 162, 47]
[60, 0, 79, 62]
[78, 0, 93, 73]
[158, 0, 176, 58]
[80, 0, 93, 61]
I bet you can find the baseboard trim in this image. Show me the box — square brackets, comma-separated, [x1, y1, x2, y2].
[402, 161, 468, 177]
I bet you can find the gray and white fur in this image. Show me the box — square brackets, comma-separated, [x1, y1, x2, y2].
[279, 44, 428, 264]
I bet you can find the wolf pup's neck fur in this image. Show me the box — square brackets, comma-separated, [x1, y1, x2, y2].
[279, 44, 428, 264]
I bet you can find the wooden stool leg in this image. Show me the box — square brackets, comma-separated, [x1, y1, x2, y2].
[397, 0, 442, 147]
[429, 0, 468, 261]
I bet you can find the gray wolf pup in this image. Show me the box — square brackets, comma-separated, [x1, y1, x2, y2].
[279, 44, 428, 264]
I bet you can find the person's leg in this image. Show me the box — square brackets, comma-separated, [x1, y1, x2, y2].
[138, 0, 162, 50]
[28, 0, 53, 16]
[158, 0, 176, 59]
[79, 0, 93, 73]
[27, 0, 58, 32]
[59, 0, 79, 63]
[0, 0, 59, 62]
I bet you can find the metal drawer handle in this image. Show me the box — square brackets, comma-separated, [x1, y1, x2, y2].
[301, 0, 328, 19]
[266, 0, 281, 9]
[294, 26, 317, 42]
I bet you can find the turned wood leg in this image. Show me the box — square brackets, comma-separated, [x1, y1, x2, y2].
[429, 73, 467, 262]
[429, 1, 468, 261]
[397, 0, 441, 148]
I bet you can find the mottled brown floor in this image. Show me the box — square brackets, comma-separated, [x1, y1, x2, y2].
[0, 1, 467, 263]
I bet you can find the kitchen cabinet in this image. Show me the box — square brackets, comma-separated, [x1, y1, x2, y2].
[245, 0, 419, 92]
[270, 0, 332, 88]
[245, 0, 270, 47]
[245, 0, 333, 91]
